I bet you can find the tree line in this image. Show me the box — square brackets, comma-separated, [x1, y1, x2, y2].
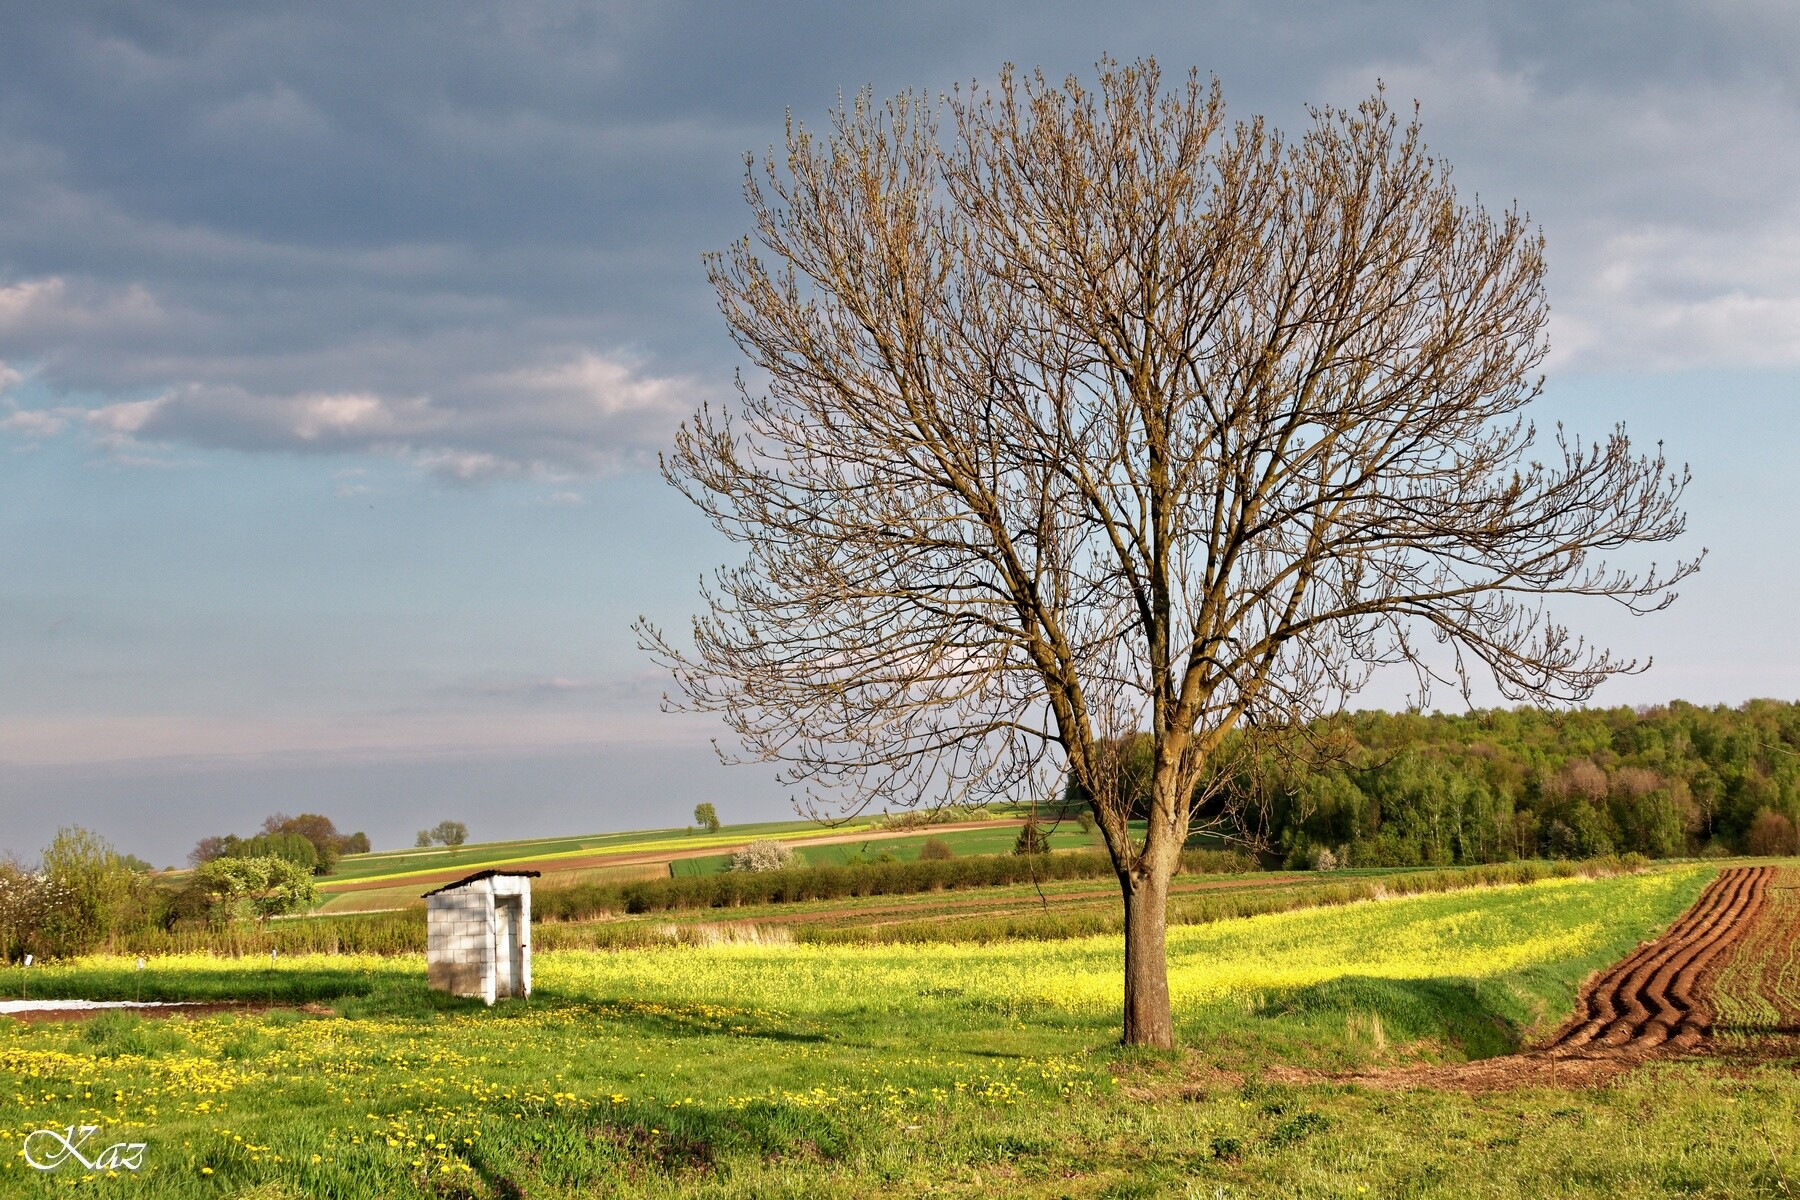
[1121, 700, 1800, 867]
[191, 812, 369, 875]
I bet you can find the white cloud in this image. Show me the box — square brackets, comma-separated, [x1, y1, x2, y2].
[1549, 223, 1800, 370]
[0, 275, 164, 339]
[0, 408, 64, 437]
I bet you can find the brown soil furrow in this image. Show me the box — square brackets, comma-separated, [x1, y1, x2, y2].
[1547, 866, 1772, 1055]
[1566, 870, 1740, 1047]
[1657, 869, 1768, 1048]
[1600, 868, 1750, 1047]
[1552, 873, 1734, 1050]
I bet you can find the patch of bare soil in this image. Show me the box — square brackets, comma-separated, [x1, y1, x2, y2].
[1, 1001, 335, 1026]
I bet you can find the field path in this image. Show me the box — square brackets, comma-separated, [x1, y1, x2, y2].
[706, 872, 1308, 927]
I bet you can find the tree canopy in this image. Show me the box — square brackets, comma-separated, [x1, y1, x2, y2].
[645, 59, 1697, 1046]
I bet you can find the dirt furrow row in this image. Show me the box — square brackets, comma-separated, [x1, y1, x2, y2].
[1546, 865, 1771, 1056]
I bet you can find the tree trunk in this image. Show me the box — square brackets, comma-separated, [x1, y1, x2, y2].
[1121, 867, 1175, 1048]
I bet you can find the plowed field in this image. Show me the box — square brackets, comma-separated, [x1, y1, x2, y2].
[1544, 864, 1773, 1056]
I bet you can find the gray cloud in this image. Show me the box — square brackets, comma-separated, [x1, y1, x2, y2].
[95, 348, 702, 480]
[1, 1, 1797, 476]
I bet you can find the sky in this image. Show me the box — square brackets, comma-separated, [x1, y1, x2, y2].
[3, 2, 1798, 866]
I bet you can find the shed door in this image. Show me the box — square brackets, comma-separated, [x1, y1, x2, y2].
[495, 897, 523, 997]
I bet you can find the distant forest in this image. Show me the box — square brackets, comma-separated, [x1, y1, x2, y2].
[1072, 701, 1800, 867]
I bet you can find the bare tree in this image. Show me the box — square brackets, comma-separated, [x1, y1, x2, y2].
[639, 59, 1698, 1047]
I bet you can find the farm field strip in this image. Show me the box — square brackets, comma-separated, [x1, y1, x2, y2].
[314, 862, 676, 914]
[1547, 865, 1768, 1055]
[1706, 866, 1800, 1040]
[322, 818, 881, 882]
[324, 812, 1050, 885]
[317, 820, 1028, 893]
[554, 872, 1301, 930]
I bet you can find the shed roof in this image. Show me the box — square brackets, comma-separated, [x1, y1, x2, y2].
[420, 868, 542, 899]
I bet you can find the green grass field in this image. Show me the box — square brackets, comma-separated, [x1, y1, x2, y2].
[12, 864, 1800, 1197]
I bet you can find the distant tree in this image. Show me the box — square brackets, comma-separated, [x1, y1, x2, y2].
[693, 803, 721, 833]
[430, 820, 469, 848]
[918, 836, 955, 861]
[416, 830, 433, 848]
[189, 835, 233, 867]
[344, 832, 371, 855]
[260, 813, 345, 874]
[1013, 819, 1051, 857]
[237, 832, 319, 872]
[190, 856, 317, 926]
[117, 854, 156, 873]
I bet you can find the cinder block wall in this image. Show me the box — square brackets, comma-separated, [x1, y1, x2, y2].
[426, 882, 496, 1004]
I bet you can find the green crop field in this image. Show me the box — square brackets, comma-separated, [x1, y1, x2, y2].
[321, 819, 892, 888]
[12, 864, 1800, 1197]
[669, 823, 1098, 876]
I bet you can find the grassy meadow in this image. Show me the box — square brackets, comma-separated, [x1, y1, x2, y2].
[12, 863, 1800, 1197]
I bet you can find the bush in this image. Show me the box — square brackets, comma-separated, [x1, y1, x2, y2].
[918, 837, 955, 861]
[1746, 809, 1799, 857]
[730, 840, 797, 872]
[1013, 820, 1051, 856]
[1308, 846, 1339, 872]
[870, 804, 996, 830]
[0, 860, 47, 961]
[37, 827, 138, 957]
[187, 856, 318, 926]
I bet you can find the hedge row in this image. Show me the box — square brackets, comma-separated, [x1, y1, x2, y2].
[101, 909, 426, 957]
[533, 846, 1258, 920]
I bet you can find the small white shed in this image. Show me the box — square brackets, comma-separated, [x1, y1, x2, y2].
[423, 869, 539, 1005]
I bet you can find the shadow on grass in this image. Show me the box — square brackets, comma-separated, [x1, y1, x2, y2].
[1250, 975, 1523, 1059]
[458, 1093, 851, 1192]
[14, 964, 387, 1005]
